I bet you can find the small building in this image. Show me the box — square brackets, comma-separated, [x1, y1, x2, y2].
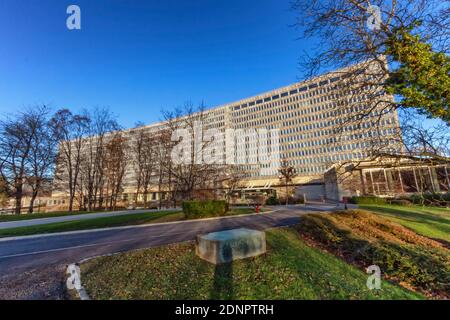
[324, 157, 450, 201]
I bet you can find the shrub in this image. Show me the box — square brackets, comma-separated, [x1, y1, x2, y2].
[388, 199, 413, 207]
[410, 193, 450, 207]
[265, 196, 280, 205]
[268, 196, 305, 205]
[182, 200, 228, 219]
[291, 196, 305, 204]
[350, 196, 387, 205]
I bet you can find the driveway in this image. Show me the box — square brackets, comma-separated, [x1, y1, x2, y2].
[0, 204, 350, 299]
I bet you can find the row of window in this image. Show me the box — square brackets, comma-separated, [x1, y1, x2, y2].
[231, 76, 345, 111]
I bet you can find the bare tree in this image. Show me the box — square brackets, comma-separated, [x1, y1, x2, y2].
[130, 124, 157, 208]
[278, 158, 298, 205]
[221, 165, 248, 205]
[51, 109, 90, 212]
[130, 125, 145, 208]
[162, 102, 222, 201]
[152, 129, 173, 209]
[80, 107, 119, 211]
[0, 177, 7, 208]
[104, 132, 128, 210]
[0, 116, 31, 214]
[293, 0, 449, 78]
[292, 0, 450, 165]
[399, 109, 450, 162]
[0, 107, 50, 214]
[25, 109, 59, 213]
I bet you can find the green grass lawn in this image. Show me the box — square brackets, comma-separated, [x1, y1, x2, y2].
[0, 207, 259, 238]
[0, 206, 259, 223]
[359, 204, 450, 243]
[0, 211, 183, 238]
[80, 227, 422, 300]
[0, 209, 112, 222]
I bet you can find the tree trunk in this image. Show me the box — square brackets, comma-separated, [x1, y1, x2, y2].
[87, 185, 93, 211]
[90, 190, 95, 211]
[158, 176, 162, 210]
[98, 189, 103, 210]
[28, 190, 39, 214]
[68, 196, 74, 212]
[285, 183, 289, 206]
[14, 186, 23, 215]
[68, 168, 74, 212]
[68, 180, 74, 212]
[143, 189, 148, 209]
[112, 193, 116, 211]
[109, 196, 112, 211]
[79, 193, 85, 211]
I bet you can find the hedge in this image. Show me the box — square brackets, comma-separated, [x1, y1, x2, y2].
[182, 200, 229, 219]
[265, 196, 280, 205]
[266, 196, 305, 205]
[388, 199, 413, 207]
[410, 193, 450, 207]
[350, 196, 387, 205]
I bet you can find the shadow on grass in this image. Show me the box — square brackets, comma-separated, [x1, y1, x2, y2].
[364, 206, 450, 242]
[363, 206, 450, 225]
[210, 245, 234, 300]
[377, 240, 450, 297]
[297, 213, 450, 298]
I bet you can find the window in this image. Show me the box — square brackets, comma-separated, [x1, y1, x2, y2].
[330, 76, 340, 83]
[400, 169, 419, 193]
[436, 167, 449, 191]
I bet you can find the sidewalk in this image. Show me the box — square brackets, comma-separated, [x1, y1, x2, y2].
[0, 208, 180, 230]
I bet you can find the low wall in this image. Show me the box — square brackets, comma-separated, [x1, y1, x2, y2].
[294, 184, 326, 200]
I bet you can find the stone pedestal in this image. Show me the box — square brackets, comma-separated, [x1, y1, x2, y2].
[195, 228, 266, 264]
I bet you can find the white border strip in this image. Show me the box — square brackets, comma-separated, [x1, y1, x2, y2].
[66, 263, 90, 300]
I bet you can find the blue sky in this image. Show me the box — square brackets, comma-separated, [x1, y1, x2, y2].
[0, 0, 313, 128]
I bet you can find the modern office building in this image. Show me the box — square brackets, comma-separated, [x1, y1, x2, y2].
[116, 61, 402, 201]
[52, 61, 404, 207]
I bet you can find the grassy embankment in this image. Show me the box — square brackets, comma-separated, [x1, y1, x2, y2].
[296, 210, 449, 299]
